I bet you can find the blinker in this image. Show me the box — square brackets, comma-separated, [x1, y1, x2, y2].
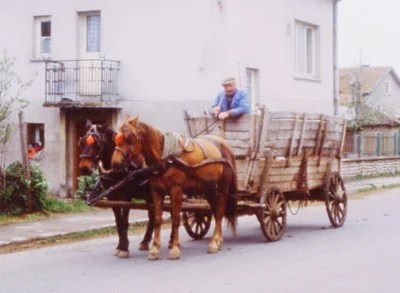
[86, 135, 95, 146]
[115, 133, 124, 146]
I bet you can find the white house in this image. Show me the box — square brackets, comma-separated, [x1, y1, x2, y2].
[0, 0, 342, 196]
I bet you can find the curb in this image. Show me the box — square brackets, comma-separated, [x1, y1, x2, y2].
[0, 216, 170, 249]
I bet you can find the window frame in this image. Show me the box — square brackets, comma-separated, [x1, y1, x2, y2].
[78, 11, 102, 58]
[33, 15, 52, 59]
[245, 68, 260, 111]
[295, 21, 319, 79]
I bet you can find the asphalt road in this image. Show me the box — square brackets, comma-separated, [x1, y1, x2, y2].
[1, 189, 399, 293]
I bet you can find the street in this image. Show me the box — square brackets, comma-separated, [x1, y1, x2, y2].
[1, 189, 399, 293]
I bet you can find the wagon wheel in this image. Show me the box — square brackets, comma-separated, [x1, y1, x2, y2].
[258, 187, 287, 242]
[182, 211, 212, 240]
[325, 173, 347, 228]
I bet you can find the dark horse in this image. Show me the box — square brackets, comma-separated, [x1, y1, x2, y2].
[78, 120, 167, 258]
[111, 114, 238, 260]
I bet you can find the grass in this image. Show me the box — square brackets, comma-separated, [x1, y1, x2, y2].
[0, 197, 94, 225]
[346, 171, 400, 182]
[41, 197, 91, 213]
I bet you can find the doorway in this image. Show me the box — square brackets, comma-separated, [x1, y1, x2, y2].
[64, 108, 117, 193]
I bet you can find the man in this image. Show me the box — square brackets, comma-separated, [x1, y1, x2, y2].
[210, 77, 251, 120]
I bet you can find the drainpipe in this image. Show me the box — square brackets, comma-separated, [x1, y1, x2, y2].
[333, 0, 340, 116]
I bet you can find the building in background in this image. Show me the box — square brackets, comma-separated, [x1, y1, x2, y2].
[0, 0, 341, 196]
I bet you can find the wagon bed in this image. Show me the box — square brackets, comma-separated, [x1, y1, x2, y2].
[183, 106, 347, 240]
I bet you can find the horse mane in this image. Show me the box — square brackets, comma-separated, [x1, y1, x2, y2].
[139, 122, 164, 166]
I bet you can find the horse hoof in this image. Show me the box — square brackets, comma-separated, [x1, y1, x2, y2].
[113, 249, 121, 256]
[208, 245, 219, 254]
[148, 247, 160, 261]
[118, 251, 129, 259]
[148, 253, 160, 261]
[139, 243, 149, 251]
[168, 247, 180, 260]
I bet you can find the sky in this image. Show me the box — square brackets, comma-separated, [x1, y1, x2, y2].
[338, 0, 400, 72]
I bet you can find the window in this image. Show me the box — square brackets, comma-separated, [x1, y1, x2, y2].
[86, 15, 101, 52]
[27, 123, 45, 160]
[34, 16, 51, 58]
[79, 12, 101, 55]
[384, 81, 391, 95]
[245, 68, 259, 111]
[295, 21, 318, 77]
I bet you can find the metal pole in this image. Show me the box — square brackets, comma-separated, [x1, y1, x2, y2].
[333, 0, 339, 116]
[377, 133, 382, 157]
[18, 111, 33, 212]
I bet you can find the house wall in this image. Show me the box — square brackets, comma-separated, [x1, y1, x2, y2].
[0, 0, 336, 195]
[368, 72, 400, 113]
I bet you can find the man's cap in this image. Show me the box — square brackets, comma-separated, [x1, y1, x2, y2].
[221, 77, 235, 85]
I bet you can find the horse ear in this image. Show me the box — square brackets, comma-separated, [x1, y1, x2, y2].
[85, 120, 92, 130]
[129, 114, 140, 126]
[125, 113, 131, 121]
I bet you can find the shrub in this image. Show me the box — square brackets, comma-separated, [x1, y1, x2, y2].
[75, 169, 102, 199]
[0, 161, 48, 215]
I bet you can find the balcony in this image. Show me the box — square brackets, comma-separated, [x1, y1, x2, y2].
[43, 59, 121, 108]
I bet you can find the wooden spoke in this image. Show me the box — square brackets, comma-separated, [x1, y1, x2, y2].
[183, 211, 212, 240]
[259, 187, 287, 242]
[325, 173, 347, 228]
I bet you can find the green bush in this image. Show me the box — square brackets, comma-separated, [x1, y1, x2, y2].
[0, 161, 49, 215]
[75, 169, 102, 199]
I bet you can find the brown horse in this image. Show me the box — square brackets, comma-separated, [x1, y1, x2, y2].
[78, 120, 172, 258]
[111, 114, 237, 260]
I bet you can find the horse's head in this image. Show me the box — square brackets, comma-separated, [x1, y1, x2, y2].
[111, 114, 143, 172]
[78, 120, 110, 175]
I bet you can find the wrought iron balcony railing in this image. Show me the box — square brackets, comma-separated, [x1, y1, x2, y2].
[44, 59, 120, 107]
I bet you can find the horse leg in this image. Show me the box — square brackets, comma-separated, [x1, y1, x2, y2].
[168, 212, 175, 249]
[117, 208, 130, 258]
[112, 207, 123, 256]
[168, 185, 182, 260]
[139, 199, 154, 251]
[208, 188, 226, 254]
[148, 190, 164, 261]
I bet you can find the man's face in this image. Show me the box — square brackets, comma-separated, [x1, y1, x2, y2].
[223, 82, 236, 97]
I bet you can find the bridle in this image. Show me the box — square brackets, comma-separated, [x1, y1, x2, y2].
[114, 123, 142, 168]
[79, 131, 107, 162]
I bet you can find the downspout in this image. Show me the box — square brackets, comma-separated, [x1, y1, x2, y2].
[333, 0, 340, 116]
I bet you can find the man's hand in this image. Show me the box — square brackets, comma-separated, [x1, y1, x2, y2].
[212, 106, 221, 117]
[218, 111, 230, 120]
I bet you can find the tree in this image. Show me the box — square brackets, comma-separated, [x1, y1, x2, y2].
[0, 49, 36, 184]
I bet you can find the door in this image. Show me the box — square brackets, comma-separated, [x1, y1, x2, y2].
[68, 108, 114, 192]
[78, 11, 102, 96]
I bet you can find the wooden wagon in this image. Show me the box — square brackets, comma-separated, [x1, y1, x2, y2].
[94, 106, 347, 242]
[181, 106, 348, 241]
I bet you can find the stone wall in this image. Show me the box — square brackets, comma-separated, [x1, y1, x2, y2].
[342, 156, 400, 179]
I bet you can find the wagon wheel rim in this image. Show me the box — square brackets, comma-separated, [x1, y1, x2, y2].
[325, 173, 347, 228]
[182, 211, 212, 240]
[259, 187, 287, 242]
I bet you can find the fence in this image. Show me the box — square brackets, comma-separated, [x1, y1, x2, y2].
[343, 132, 400, 158]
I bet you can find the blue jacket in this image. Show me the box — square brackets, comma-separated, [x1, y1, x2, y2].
[210, 89, 251, 118]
